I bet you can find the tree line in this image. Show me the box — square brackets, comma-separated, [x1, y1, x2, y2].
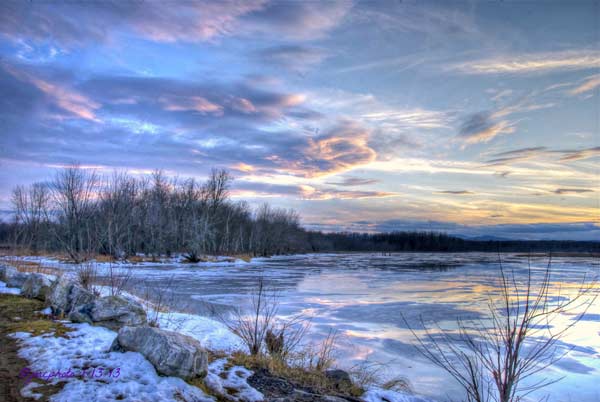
[6, 167, 305, 262]
[1, 166, 598, 261]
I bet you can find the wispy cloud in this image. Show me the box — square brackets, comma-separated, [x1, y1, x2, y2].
[3, 62, 101, 122]
[557, 147, 600, 162]
[568, 74, 600, 95]
[436, 190, 475, 195]
[450, 50, 600, 75]
[457, 111, 515, 144]
[553, 188, 594, 195]
[254, 45, 328, 71]
[325, 177, 380, 186]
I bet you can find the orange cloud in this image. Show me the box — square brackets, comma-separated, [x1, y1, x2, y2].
[160, 95, 223, 115]
[4, 63, 101, 122]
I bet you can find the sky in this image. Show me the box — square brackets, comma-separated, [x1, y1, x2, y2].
[0, 0, 598, 240]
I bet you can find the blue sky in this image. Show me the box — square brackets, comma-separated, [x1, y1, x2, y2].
[0, 1, 598, 240]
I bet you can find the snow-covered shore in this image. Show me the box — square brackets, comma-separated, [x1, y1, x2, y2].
[0, 258, 434, 402]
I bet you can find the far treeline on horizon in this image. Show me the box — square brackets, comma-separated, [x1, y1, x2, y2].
[2, 167, 598, 262]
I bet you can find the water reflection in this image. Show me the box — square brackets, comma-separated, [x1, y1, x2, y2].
[121, 253, 598, 401]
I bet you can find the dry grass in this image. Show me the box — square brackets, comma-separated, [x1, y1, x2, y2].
[1, 257, 62, 276]
[126, 255, 167, 264]
[0, 294, 73, 338]
[232, 253, 253, 263]
[229, 352, 364, 397]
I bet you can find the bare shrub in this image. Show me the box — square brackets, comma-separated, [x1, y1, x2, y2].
[136, 276, 177, 327]
[76, 262, 100, 295]
[213, 278, 279, 355]
[304, 328, 339, 372]
[406, 257, 597, 402]
[104, 263, 133, 297]
[349, 360, 412, 393]
[211, 278, 312, 360]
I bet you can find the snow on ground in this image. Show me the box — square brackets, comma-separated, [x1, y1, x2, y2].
[11, 323, 214, 402]
[1, 254, 255, 272]
[205, 359, 263, 402]
[362, 388, 434, 402]
[0, 280, 21, 294]
[156, 310, 245, 352]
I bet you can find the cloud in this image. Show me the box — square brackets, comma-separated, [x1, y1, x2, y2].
[485, 147, 547, 165]
[277, 120, 377, 177]
[255, 45, 328, 71]
[232, 181, 395, 200]
[0, 1, 264, 46]
[449, 50, 600, 75]
[568, 74, 600, 95]
[436, 190, 475, 195]
[457, 111, 515, 144]
[1, 61, 101, 122]
[0, 0, 350, 48]
[484, 146, 600, 166]
[0, 61, 380, 179]
[325, 177, 380, 186]
[556, 147, 600, 162]
[553, 188, 594, 195]
[242, 1, 352, 40]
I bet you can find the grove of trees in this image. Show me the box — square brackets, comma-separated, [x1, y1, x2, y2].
[7, 167, 305, 262]
[3, 166, 598, 262]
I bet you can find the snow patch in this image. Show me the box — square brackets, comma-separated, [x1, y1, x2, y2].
[11, 323, 214, 402]
[362, 387, 435, 402]
[0, 280, 21, 294]
[205, 358, 263, 402]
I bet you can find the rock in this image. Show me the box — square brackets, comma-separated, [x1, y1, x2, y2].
[110, 326, 207, 379]
[0, 264, 7, 281]
[70, 296, 146, 330]
[272, 390, 351, 402]
[248, 368, 294, 397]
[46, 276, 76, 315]
[325, 370, 353, 391]
[21, 273, 53, 300]
[68, 285, 95, 311]
[4, 266, 30, 288]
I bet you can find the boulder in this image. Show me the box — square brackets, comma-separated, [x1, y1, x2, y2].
[272, 390, 352, 402]
[0, 264, 7, 281]
[111, 326, 207, 379]
[21, 273, 54, 300]
[68, 285, 96, 311]
[46, 276, 76, 315]
[4, 266, 30, 288]
[70, 296, 146, 330]
[324, 370, 353, 391]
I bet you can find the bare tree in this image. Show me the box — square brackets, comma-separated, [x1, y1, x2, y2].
[51, 166, 99, 262]
[11, 182, 51, 252]
[406, 258, 597, 402]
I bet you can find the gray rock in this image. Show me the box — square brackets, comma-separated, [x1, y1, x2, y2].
[21, 273, 54, 300]
[68, 285, 96, 311]
[70, 296, 146, 330]
[110, 326, 207, 379]
[325, 370, 353, 391]
[4, 266, 30, 288]
[272, 390, 352, 402]
[0, 264, 7, 281]
[46, 276, 76, 315]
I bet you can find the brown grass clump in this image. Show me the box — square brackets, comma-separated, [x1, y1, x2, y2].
[1, 257, 62, 276]
[229, 352, 364, 398]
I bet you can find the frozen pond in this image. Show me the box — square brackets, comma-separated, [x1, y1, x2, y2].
[28, 253, 600, 401]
